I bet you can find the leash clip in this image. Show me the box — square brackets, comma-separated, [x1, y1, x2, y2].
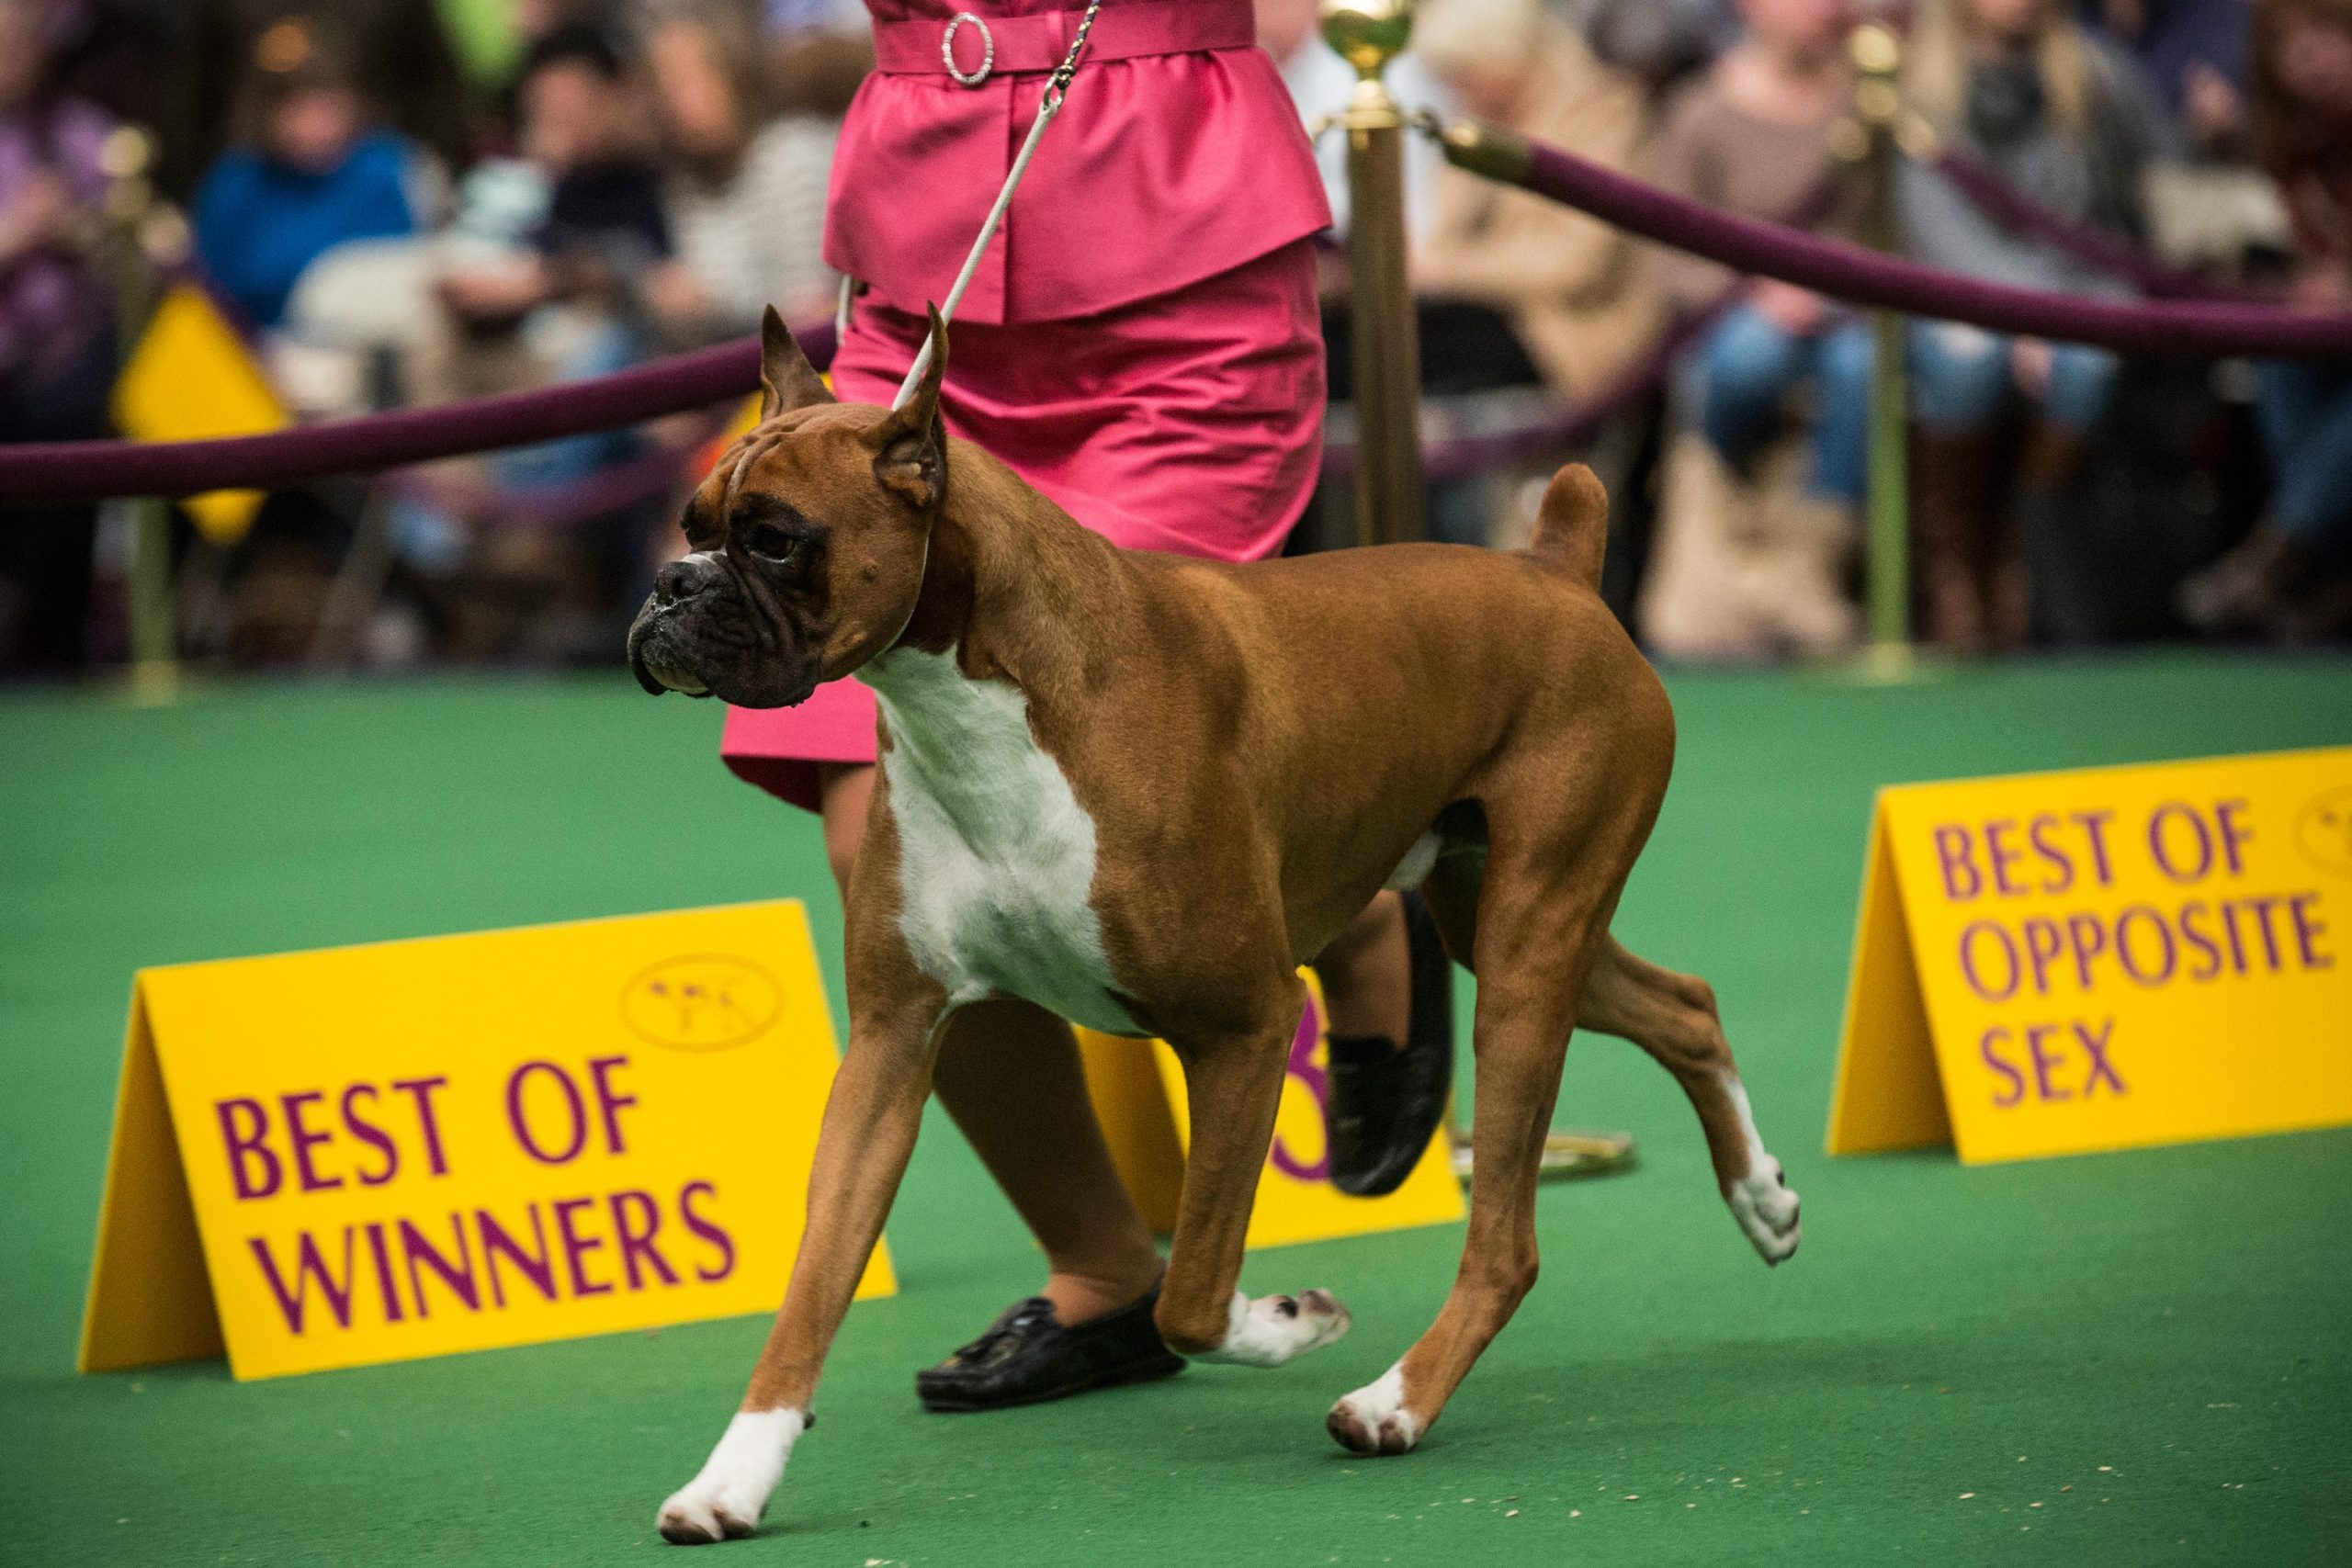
[941, 12, 994, 86]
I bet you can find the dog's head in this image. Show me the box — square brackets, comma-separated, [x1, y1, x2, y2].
[627, 306, 949, 707]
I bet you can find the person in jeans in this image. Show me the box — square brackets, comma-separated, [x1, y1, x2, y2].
[2179, 0, 2352, 637]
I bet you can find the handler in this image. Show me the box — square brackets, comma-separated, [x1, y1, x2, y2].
[717, 0, 1456, 1411]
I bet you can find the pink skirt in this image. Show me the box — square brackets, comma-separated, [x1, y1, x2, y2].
[720, 237, 1326, 812]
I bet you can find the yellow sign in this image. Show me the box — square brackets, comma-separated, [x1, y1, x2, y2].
[1828, 747, 2352, 1165]
[110, 283, 291, 544]
[80, 902, 892, 1382]
[1078, 971, 1464, 1247]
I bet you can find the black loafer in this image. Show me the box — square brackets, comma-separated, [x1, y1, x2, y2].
[1325, 889, 1456, 1198]
[915, 1286, 1185, 1413]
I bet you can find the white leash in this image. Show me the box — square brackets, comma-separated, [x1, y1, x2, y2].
[889, 0, 1107, 409]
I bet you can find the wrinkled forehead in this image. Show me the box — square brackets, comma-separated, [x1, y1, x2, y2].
[690, 403, 878, 528]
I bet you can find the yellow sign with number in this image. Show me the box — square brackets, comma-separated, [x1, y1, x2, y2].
[80, 901, 891, 1382]
[1078, 970, 1464, 1247]
[1827, 747, 2352, 1165]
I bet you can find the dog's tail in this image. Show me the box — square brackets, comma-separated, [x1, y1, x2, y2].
[1525, 464, 1609, 590]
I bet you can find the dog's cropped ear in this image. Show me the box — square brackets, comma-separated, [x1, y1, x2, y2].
[865, 304, 947, 513]
[757, 305, 833, 422]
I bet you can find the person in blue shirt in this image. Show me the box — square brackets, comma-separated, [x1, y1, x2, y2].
[192, 17, 424, 330]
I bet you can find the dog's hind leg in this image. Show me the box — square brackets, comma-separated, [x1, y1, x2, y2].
[1577, 936, 1799, 1265]
[1153, 973, 1352, 1368]
[1328, 830, 1619, 1456]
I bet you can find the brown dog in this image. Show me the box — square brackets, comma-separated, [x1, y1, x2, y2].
[629, 310, 1801, 1543]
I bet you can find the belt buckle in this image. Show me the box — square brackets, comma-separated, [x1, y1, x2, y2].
[942, 12, 994, 87]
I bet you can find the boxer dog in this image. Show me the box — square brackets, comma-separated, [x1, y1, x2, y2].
[629, 310, 1801, 1544]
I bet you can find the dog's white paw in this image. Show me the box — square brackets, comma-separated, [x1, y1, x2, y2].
[1195, 1288, 1351, 1367]
[655, 1409, 803, 1546]
[1328, 1362, 1426, 1455]
[1729, 1155, 1801, 1266]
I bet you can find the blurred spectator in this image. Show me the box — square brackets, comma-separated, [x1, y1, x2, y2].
[2178, 0, 2352, 636]
[437, 24, 667, 342]
[2076, 0, 2251, 152]
[1638, 0, 1871, 658]
[1900, 0, 2173, 649]
[1579, 0, 1745, 92]
[1412, 0, 1665, 401]
[1651, 0, 1874, 513]
[0, 0, 118, 672]
[641, 0, 841, 346]
[192, 18, 430, 330]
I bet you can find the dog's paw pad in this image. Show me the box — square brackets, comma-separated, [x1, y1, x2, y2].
[1201, 1288, 1351, 1366]
[1328, 1365, 1424, 1456]
[656, 1488, 757, 1546]
[1729, 1156, 1801, 1265]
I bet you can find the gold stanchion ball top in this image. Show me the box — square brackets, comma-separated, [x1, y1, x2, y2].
[1850, 21, 1901, 76]
[97, 126, 154, 183]
[1320, 0, 1414, 83]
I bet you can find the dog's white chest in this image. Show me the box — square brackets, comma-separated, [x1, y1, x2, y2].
[861, 648, 1132, 1034]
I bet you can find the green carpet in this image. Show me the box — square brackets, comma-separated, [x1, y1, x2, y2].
[3, 653, 2349, 1566]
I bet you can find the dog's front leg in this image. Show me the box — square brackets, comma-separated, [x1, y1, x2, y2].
[656, 975, 948, 1544]
[1154, 980, 1352, 1368]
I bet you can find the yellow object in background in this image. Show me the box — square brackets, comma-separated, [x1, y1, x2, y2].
[1078, 969, 1464, 1249]
[110, 284, 290, 545]
[1828, 747, 2352, 1165]
[80, 901, 892, 1382]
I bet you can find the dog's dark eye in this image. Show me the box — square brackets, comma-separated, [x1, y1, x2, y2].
[742, 522, 800, 565]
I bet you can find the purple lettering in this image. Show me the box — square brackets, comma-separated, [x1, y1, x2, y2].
[279, 1091, 342, 1192]
[552, 1196, 612, 1297]
[2029, 814, 2075, 894]
[477, 1207, 557, 1307]
[2114, 907, 2177, 986]
[2179, 900, 2223, 981]
[1980, 1027, 2026, 1109]
[507, 1061, 587, 1165]
[1934, 825, 1982, 901]
[1958, 920, 2021, 1001]
[2064, 912, 2108, 989]
[610, 1190, 680, 1290]
[2289, 893, 2333, 970]
[342, 1084, 398, 1187]
[2025, 1022, 2070, 1102]
[680, 1180, 735, 1283]
[587, 1055, 638, 1156]
[1984, 819, 2026, 897]
[246, 1230, 357, 1334]
[399, 1216, 480, 1315]
[364, 1221, 404, 1323]
[217, 1099, 282, 1200]
[2244, 895, 2286, 973]
[391, 1077, 451, 1176]
[2022, 917, 2063, 995]
[2072, 809, 2116, 886]
[2076, 1018, 2124, 1098]
[2148, 802, 2214, 883]
[2214, 799, 2254, 875]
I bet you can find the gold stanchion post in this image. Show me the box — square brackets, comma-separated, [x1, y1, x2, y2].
[1321, 0, 1426, 547]
[1849, 22, 1914, 681]
[98, 126, 177, 704]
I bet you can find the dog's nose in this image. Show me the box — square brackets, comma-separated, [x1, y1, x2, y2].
[652, 556, 715, 607]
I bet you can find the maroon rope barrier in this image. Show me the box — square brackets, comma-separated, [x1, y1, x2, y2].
[1928, 150, 2247, 304]
[0, 324, 833, 508]
[1442, 122, 2352, 359]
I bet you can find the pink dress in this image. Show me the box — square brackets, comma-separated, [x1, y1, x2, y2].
[720, 0, 1332, 811]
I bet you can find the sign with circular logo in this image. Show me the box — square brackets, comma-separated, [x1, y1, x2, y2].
[2296, 786, 2352, 880]
[621, 954, 786, 1052]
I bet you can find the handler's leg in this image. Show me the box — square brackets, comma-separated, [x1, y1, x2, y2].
[820, 764, 1161, 1327]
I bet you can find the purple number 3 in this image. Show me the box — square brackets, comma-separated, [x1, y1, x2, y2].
[1268, 994, 1330, 1181]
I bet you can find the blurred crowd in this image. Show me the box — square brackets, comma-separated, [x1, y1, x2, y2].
[1, 0, 2347, 676]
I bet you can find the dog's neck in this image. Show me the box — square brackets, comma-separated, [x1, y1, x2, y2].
[864, 447, 1125, 703]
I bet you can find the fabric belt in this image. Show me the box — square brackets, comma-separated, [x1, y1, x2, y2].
[870, 0, 1256, 77]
